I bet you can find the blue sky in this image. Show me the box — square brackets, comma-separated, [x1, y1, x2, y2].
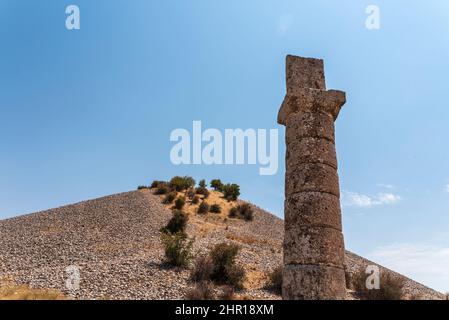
[1, 1, 449, 291]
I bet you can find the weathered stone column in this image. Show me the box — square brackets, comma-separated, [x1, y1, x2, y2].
[279, 55, 347, 300]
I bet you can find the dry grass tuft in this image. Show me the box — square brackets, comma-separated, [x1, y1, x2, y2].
[0, 285, 65, 300]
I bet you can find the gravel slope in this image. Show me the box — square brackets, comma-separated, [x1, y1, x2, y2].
[0, 190, 444, 300]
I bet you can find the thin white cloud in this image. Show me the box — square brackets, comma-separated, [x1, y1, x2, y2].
[341, 191, 373, 207]
[367, 243, 449, 293]
[277, 13, 294, 36]
[377, 183, 395, 190]
[377, 192, 401, 204]
[445, 184, 449, 194]
[341, 191, 401, 208]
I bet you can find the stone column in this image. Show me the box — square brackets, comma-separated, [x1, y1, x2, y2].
[278, 55, 347, 300]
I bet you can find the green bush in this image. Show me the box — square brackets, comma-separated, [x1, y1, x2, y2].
[185, 281, 215, 300]
[150, 180, 166, 189]
[137, 185, 148, 190]
[210, 243, 239, 280]
[198, 202, 210, 214]
[186, 188, 196, 199]
[154, 184, 169, 195]
[267, 266, 283, 294]
[210, 179, 223, 192]
[222, 184, 240, 201]
[228, 207, 238, 218]
[161, 210, 188, 234]
[199, 179, 207, 189]
[210, 243, 245, 289]
[238, 204, 254, 221]
[169, 176, 195, 192]
[228, 204, 254, 221]
[225, 264, 245, 290]
[196, 187, 210, 199]
[210, 204, 222, 214]
[191, 256, 214, 283]
[192, 196, 200, 205]
[161, 232, 193, 268]
[351, 268, 404, 300]
[162, 192, 177, 204]
[174, 196, 186, 210]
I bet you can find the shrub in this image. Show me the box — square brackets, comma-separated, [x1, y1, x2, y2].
[192, 196, 200, 205]
[222, 184, 240, 201]
[161, 232, 193, 267]
[228, 204, 254, 221]
[352, 268, 404, 300]
[186, 188, 196, 199]
[191, 256, 214, 283]
[226, 265, 245, 290]
[185, 282, 215, 300]
[154, 184, 169, 195]
[162, 192, 177, 204]
[219, 286, 235, 300]
[198, 202, 210, 214]
[267, 266, 283, 294]
[210, 204, 222, 214]
[174, 196, 186, 210]
[210, 179, 223, 192]
[150, 180, 166, 189]
[196, 187, 210, 199]
[137, 185, 148, 190]
[161, 210, 188, 234]
[228, 207, 238, 218]
[210, 243, 245, 289]
[238, 204, 254, 221]
[210, 243, 239, 279]
[199, 179, 207, 189]
[169, 176, 195, 192]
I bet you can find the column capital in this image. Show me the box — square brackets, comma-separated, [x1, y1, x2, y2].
[278, 89, 346, 125]
[278, 55, 346, 125]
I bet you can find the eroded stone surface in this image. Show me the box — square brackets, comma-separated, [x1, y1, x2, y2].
[286, 137, 338, 169]
[278, 90, 346, 125]
[284, 226, 345, 266]
[286, 55, 326, 92]
[285, 163, 340, 197]
[285, 111, 335, 142]
[284, 192, 342, 230]
[283, 264, 346, 300]
[280, 55, 346, 300]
